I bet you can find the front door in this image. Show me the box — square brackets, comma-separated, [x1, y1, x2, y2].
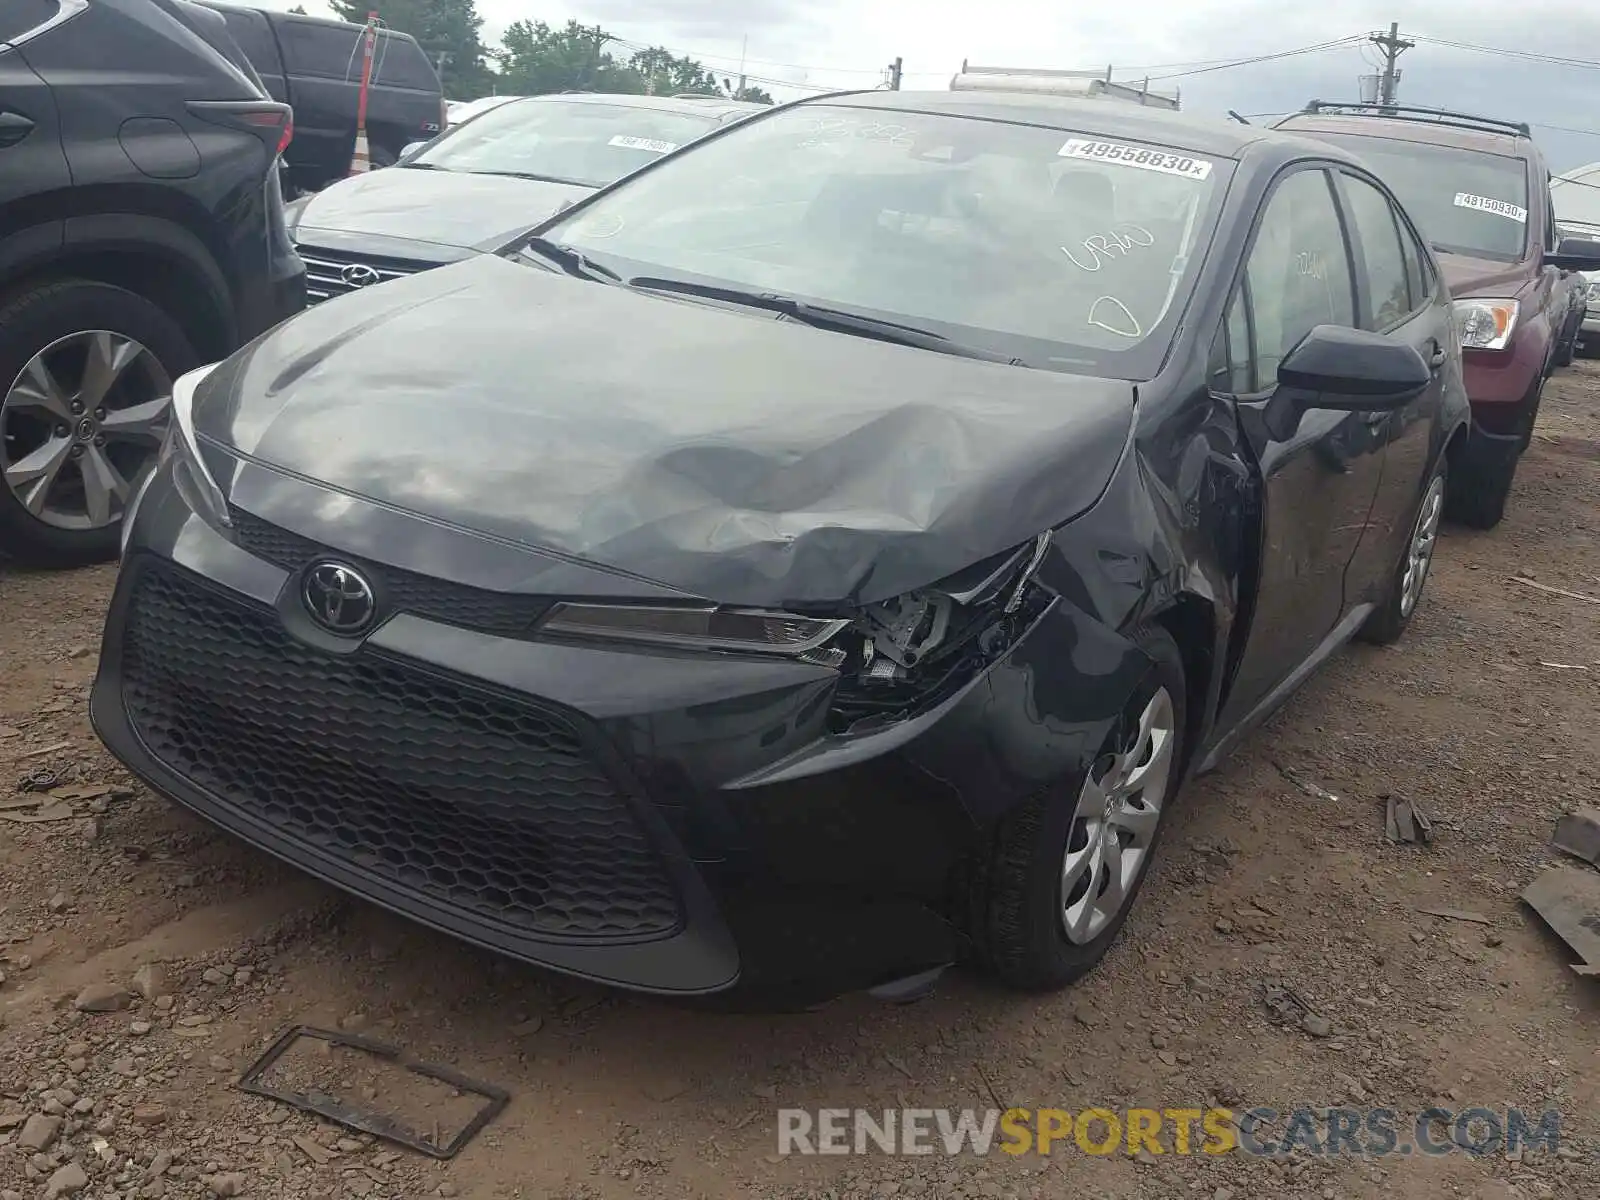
[1213, 166, 1389, 726]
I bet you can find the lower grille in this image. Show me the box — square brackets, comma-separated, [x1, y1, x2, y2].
[120, 561, 683, 941]
[297, 248, 427, 304]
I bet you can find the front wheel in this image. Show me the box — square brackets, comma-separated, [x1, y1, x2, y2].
[1359, 459, 1446, 645]
[0, 281, 193, 566]
[973, 624, 1187, 992]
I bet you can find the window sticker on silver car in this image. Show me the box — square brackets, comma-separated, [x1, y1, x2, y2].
[609, 135, 679, 154]
[1058, 139, 1213, 180]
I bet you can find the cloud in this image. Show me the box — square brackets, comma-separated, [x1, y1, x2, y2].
[256, 0, 1600, 169]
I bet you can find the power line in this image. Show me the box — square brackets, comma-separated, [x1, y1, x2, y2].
[1140, 36, 1366, 83]
[1409, 35, 1600, 72]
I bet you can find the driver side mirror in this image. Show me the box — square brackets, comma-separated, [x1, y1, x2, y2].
[1546, 237, 1600, 272]
[1277, 325, 1432, 410]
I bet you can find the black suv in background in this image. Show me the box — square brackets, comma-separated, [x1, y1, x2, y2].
[198, 2, 445, 193]
[0, 0, 306, 567]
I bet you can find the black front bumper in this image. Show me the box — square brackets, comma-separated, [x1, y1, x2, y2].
[91, 473, 1135, 1003]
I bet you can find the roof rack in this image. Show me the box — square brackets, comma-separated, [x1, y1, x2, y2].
[1298, 100, 1530, 138]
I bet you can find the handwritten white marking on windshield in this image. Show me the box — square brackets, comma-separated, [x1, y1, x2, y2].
[1060, 223, 1157, 272]
[1088, 296, 1143, 339]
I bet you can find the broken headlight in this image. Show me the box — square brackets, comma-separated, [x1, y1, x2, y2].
[540, 533, 1054, 733]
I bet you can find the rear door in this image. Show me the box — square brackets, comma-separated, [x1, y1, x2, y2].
[1332, 168, 1454, 599]
[1210, 164, 1389, 725]
[0, 2, 73, 212]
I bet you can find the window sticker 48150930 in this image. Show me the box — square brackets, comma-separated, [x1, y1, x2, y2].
[1058, 139, 1213, 180]
[1453, 192, 1527, 223]
[609, 134, 679, 154]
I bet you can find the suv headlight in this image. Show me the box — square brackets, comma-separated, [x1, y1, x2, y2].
[159, 363, 232, 531]
[1452, 298, 1519, 351]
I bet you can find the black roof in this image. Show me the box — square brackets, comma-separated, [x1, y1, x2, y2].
[805, 89, 1369, 167]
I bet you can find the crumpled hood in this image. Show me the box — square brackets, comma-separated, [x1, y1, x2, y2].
[288, 167, 592, 251]
[196, 256, 1136, 608]
[1436, 249, 1536, 300]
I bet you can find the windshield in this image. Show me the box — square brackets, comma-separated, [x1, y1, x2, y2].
[1308, 133, 1530, 262]
[411, 99, 721, 188]
[538, 104, 1234, 378]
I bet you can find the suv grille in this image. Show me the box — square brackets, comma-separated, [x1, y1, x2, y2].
[298, 248, 427, 304]
[230, 508, 550, 637]
[120, 562, 683, 941]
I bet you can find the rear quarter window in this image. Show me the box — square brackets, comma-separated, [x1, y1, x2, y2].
[0, 0, 59, 43]
[218, 7, 281, 75]
[275, 18, 362, 79]
[371, 32, 439, 92]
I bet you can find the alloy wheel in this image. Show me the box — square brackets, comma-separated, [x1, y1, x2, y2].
[1, 331, 173, 531]
[1060, 686, 1177, 945]
[1399, 473, 1445, 619]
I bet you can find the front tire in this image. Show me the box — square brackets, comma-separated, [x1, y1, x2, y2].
[0, 281, 193, 567]
[973, 625, 1187, 992]
[1359, 458, 1446, 645]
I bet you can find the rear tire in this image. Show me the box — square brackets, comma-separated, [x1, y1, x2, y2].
[0, 280, 195, 567]
[1445, 448, 1516, 531]
[973, 624, 1187, 992]
[1359, 458, 1446, 645]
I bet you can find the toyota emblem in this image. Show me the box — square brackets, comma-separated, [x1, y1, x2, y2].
[340, 263, 382, 289]
[302, 562, 377, 634]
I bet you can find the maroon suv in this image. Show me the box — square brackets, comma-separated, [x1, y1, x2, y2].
[1276, 103, 1600, 527]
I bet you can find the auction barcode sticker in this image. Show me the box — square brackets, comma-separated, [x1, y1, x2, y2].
[1058, 138, 1213, 180]
[1454, 192, 1527, 223]
[609, 135, 679, 154]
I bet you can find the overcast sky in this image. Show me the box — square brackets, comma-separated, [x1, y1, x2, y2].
[261, 0, 1600, 174]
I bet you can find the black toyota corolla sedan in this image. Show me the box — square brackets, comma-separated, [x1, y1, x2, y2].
[92, 91, 1469, 1006]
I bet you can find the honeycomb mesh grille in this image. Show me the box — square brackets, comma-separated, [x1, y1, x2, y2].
[228, 509, 550, 637]
[120, 562, 682, 941]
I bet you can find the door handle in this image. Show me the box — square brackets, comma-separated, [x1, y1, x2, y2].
[0, 111, 35, 148]
[1428, 342, 1447, 370]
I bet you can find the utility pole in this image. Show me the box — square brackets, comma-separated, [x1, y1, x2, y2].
[736, 34, 747, 99]
[888, 56, 903, 90]
[1370, 22, 1413, 107]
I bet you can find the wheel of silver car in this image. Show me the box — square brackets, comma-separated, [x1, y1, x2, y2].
[1060, 685, 1177, 944]
[2, 330, 172, 531]
[976, 623, 1187, 992]
[0, 281, 194, 567]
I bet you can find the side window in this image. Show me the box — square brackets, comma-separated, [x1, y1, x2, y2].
[222, 9, 282, 76]
[277, 19, 362, 79]
[372, 34, 440, 90]
[0, 0, 59, 43]
[1340, 175, 1412, 330]
[1243, 169, 1356, 382]
[1546, 177, 1560, 252]
[1396, 209, 1431, 310]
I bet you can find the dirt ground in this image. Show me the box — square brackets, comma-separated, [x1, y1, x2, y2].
[3, 366, 1600, 1200]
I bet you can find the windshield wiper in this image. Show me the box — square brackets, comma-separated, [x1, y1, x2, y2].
[399, 161, 450, 171]
[476, 169, 591, 187]
[626, 278, 1025, 365]
[520, 237, 620, 283]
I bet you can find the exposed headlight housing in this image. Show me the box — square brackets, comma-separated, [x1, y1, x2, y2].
[1452, 298, 1519, 351]
[159, 363, 232, 531]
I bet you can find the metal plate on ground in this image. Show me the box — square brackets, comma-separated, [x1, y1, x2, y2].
[238, 1025, 509, 1159]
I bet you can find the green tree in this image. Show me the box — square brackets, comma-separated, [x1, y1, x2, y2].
[288, 4, 307, 12]
[732, 85, 775, 104]
[627, 46, 719, 96]
[328, 0, 494, 99]
[495, 19, 641, 95]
